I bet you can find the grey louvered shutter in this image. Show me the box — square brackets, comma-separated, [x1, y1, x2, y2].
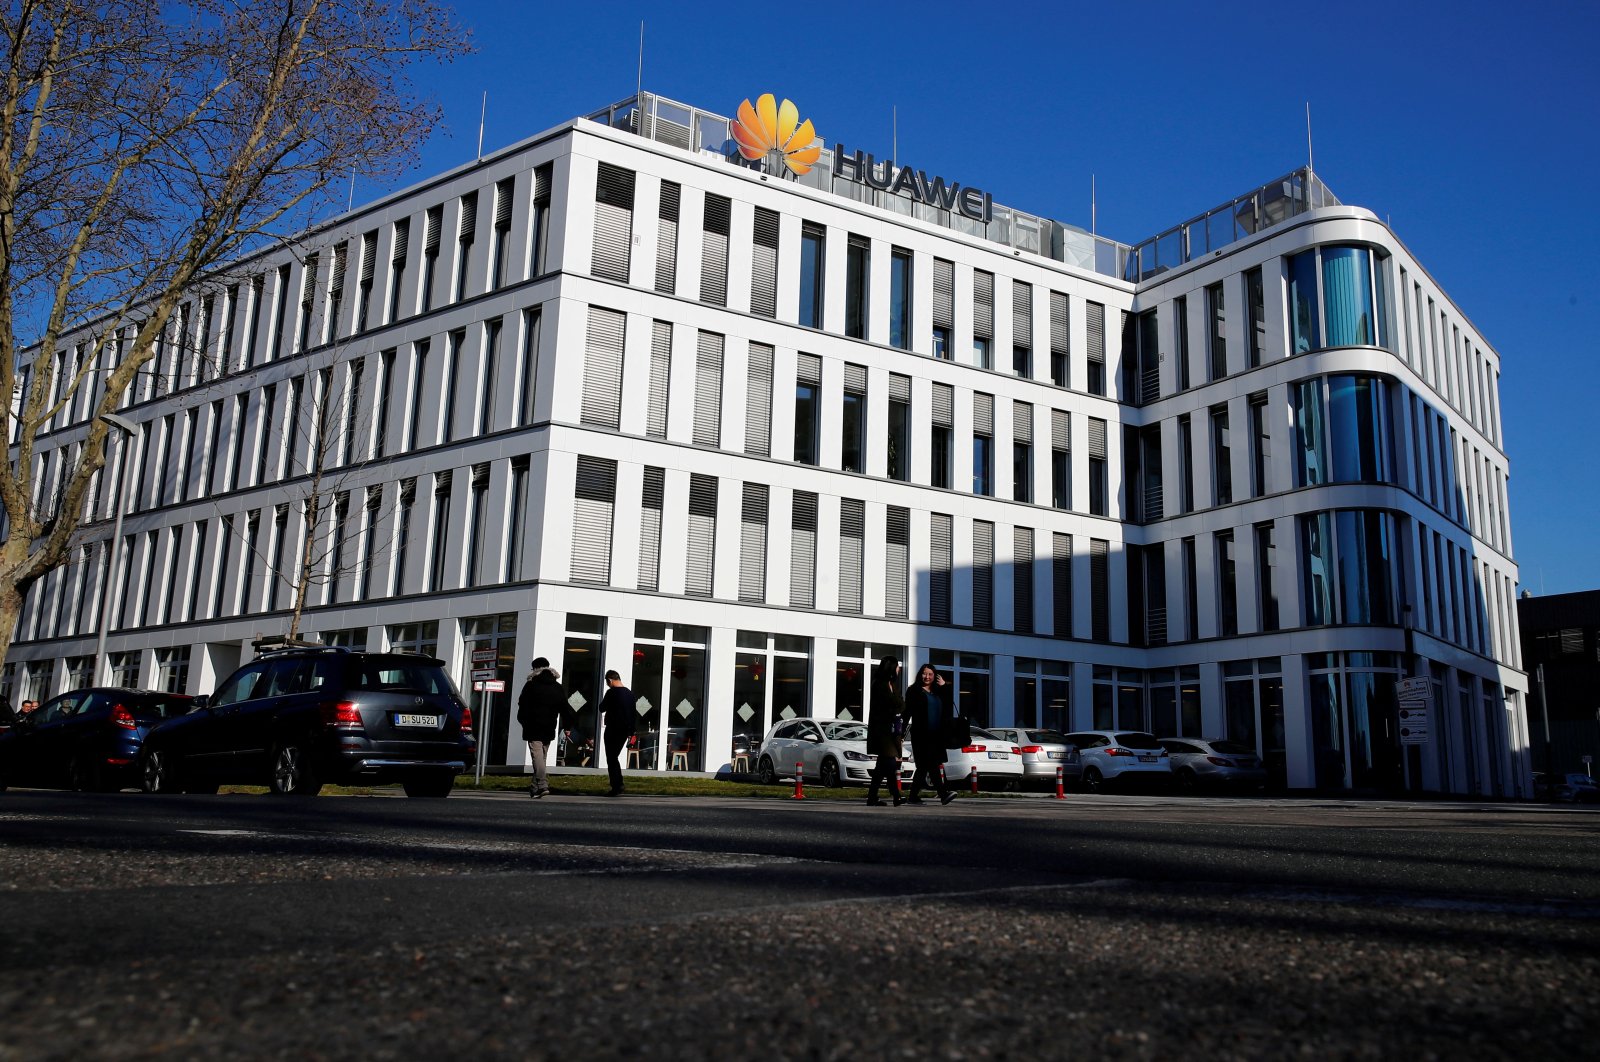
[700, 193, 730, 306]
[973, 393, 994, 436]
[1052, 410, 1071, 451]
[838, 498, 864, 615]
[459, 192, 477, 236]
[885, 505, 909, 619]
[359, 232, 377, 285]
[843, 362, 867, 396]
[973, 520, 994, 629]
[693, 331, 723, 446]
[889, 372, 911, 404]
[932, 259, 955, 330]
[929, 513, 952, 624]
[932, 382, 954, 426]
[494, 178, 513, 228]
[751, 207, 779, 318]
[1090, 538, 1110, 640]
[392, 220, 409, 264]
[790, 491, 817, 608]
[656, 181, 680, 294]
[591, 163, 635, 282]
[571, 456, 616, 585]
[1014, 527, 1035, 634]
[1013, 401, 1033, 443]
[739, 483, 768, 603]
[685, 473, 717, 597]
[424, 206, 441, 253]
[744, 342, 773, 456]
[581, 306, 625, 428]
[638, 466, 664, 591]
[647, 320, 671, 438]
[797, 352, 822, 384]
[1050, 292, 1069, 354]
[1088, 417, 1107, 459]
[1086, 302, 1106, 366]
[1013, 280, 1033, 347]
[973, 270, 994, 338]
[1053, 532, 1072, 637]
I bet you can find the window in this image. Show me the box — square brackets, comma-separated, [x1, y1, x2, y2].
[1051, 410, 1070, 509]
[1129, 309, 1159, 405]
[1133, 425, 1163, 522]
[700, 193, 730, 306]
[1085, 301, 1106, 395]
[1177, 413, 1194, 513]
[591, 164, 634, 283]
[490, 177, 514, 289]
[889, 247, 912, 349]
[973, 520, 994, 629]
[972, 270, 994, 368]
[1289, 245, 1391, 352]
[637, 466, 663, 591]
[427, 472, 452, 592]
[1211, 404, 1232, 506]
[1182, 536, 1199, 640]
[932, 258, 954, 358]
[440, 329, 463, 444]
[1014, 527, 1035, 634]
[1206, 281, 1227, 380]
[464, 466, 489, 587]
[1088, 417, 1108, 517]
[845, 234, 869, 339]
[243, 274, 265, 368]
[685, 474, 717, 597]
[931, 382, 954, 489]
[454, 191, 477, 303]
[388, 219, 409, 324]
[693, 331, 723, 447]
[1299, 509, 1399, 627]
[1012, 280, 1033, 378]
[1255, 522, 1279, 631]
[745, 341, 773, 455]
[519, 309, 541, 427]
[794, 353, 820, 465]
[1049, 291, 1069, 387]
[887, 373, 910, 481]
[929, 513, 952, 624]
[581, 307, 625, 429]
[266, 505, 288, 612]
[1052, 532, 1072, 637]
[420, 205, 441, 313]
[571, 457, 616, 585]
[406, 340, 429, 451]
[1090, 539, 1110, 641]
[1216, 530, 1237, 637]
[1013, 401, 1033, 503]
[354, 231, 377, 334]
[972, 393, 993, 496]
[751, 207, 779, 318]
[841, 364, 867, 473]
[790, 491, 816, 607]
[1129, 543, 1167, 647]
[652, 179, 678, 292]
[838, 499, 864, 614]
[391, 481, 414, 595]
[885, 506, 909, 619]
[530, 164, 553, 279]
[296, 253, 318, 353]
[1175, 295, 1190, 391]
[1245, 267, 1266, 367]
[1295, 374, 1392, 486]
[739, 483, 768, 603]
[1249, 392, 1270, 497]
[799, 222, 824, 328]
[478, 318, 501, 436]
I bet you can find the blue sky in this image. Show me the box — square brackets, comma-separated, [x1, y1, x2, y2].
[378, 0, 1600, 596]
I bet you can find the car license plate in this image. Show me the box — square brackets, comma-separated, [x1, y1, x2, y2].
[988, 751, 1008, 759]
[1138, 754, 1157, 763]
[1048, 751, 1066, 760]
[395, 713, 439, 728]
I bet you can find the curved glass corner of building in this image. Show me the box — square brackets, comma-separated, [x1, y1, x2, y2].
[1288, 244, 1392, 354]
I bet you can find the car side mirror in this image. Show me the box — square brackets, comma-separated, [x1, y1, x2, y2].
[191, 695, 211, 712]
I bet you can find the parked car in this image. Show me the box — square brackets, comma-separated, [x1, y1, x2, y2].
[1063, 731, 1172, 793]
[139, 647, 474, 797]
[0, 687, 193, 793]
[1158, 737, 1268, 793]
[938, 726, 1026, 791]
[986, 727, 1082, 789]
[1553, 772, 1599, 804]
[755, 718, 916, 788]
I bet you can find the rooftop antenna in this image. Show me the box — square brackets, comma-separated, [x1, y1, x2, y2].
[892, 104, 897, 163]
[1305, 101, 1314, 175]
[1091, 174, 1096, 235]
[636, 21, 644, 102]
[346, 165, 355, 212]
[476, 91, 487, 160]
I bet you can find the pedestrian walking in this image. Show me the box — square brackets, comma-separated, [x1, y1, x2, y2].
[904, 663, 956, 805]
[516, 657, 564, 798]
[865, 655, 905, 806]
[598, 670, 637, 796]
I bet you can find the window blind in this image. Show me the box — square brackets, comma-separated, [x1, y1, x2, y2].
[1050, 291, 1069, 354]
[693, 331, 723, 447]
[932, 382, 954, 426]
[973, 519, 994, 628]
[790, 491, 817, 608]
[744, 342, 773, 456]
[580, 307, 625, 429]
[685, 473, 717, 597]
[1053, 532, 1073, 637]
[638, 466, 664, 591]
[932, 258, 955, 330]
[647, 320, 671, 438]
[838, 498, 864, 615]
[656, 181, 680, 294]
[930, 513, 952, 624]
[1052, 409, 1070, 451]
[591, 163, 635, 282]
[571, 456, 616, 585]
[1086, 301, 1106, 365]
[738, 482, 768, 603]
[1014, 526, 1035, 634]
[700, 193, 730, 307]
[885, 506, 909, 619]
[1013, 401, 1033, 443]
[751, 207, 779, 318]
[973, 392, 994, 436]
[1013, 280, 1033, 347]
[973, 270, 994, 338]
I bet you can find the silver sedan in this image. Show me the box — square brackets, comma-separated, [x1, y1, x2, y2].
[987, 727, 1082, 789]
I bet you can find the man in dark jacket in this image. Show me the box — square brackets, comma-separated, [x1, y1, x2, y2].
[598, 670, 636, 796]
[517, 657, 565, 798]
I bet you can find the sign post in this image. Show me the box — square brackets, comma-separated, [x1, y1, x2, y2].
[1395, 677, 1432, 746]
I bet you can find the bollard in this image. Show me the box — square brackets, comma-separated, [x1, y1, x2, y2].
[791, 760, 805, 800]
[969, 765, 980, 793]
[1055, 765, 1066, 799]
[938, 763, 947, 790]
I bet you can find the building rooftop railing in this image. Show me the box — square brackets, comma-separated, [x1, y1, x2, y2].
[587, 93, 1338, 287]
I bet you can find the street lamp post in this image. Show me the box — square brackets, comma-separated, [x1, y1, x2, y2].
[93, 412, 140, 686]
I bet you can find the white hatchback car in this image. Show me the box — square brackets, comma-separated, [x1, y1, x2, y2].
[1062, 730, 1172, 792]
[755, 718, 915, 788]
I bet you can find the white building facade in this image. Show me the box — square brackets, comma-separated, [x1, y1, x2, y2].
[5, 92, 1526, 796]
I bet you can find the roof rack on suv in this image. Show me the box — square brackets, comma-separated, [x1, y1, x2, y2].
[251, 636, 331, 655]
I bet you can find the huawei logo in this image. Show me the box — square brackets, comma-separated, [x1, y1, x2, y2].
[729, 94, 821, 176]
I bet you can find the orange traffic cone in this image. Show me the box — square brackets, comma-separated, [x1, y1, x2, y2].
[791, 760, 805, 800]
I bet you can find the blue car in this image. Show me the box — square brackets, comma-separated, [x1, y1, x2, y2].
[0, 688, 193, 792]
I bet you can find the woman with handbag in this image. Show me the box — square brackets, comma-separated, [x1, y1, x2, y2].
[904, 662, 956, 805]
[865, 656, 906, 806]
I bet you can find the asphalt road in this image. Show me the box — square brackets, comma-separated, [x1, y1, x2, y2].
[2, 788, 1598, 1060]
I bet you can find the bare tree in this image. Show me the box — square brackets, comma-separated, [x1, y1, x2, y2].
[0, 0, 470, 666]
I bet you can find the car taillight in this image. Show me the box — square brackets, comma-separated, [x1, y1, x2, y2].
[110, 704, 137, 729]
[1105, 747, 1133, 757]
[961, 744, 985, 753]
[1018, 745, 1039, 754]
[460, 705, 474, 736]
[319, 701, 363, 730]
[1206, 756, 1233, 767]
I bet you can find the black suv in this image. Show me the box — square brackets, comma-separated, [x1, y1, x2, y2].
[139, 647, 474, 797]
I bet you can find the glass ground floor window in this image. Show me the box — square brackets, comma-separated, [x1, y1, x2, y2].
[387, 621, 438, 657]
[1091, 666, 1146, 731]
[319, 627, 369, 650]
[156, 647, 190, 694]
[108, 652, 137, 689]
[1148, 667, 1202, 737]
[560, 614, 605, 768]
[732, 631, 811, 770]
[1013, 659, 1069, 730]
[65, 656, 94, 694]
[1222, 658, 1284, 784]
[835, 641, 904, 724]
[462, 612, 517, 768]
[634, 621, 708, 771]
[1307, 651, 1401, 791]
[928, 650, 990, 727]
